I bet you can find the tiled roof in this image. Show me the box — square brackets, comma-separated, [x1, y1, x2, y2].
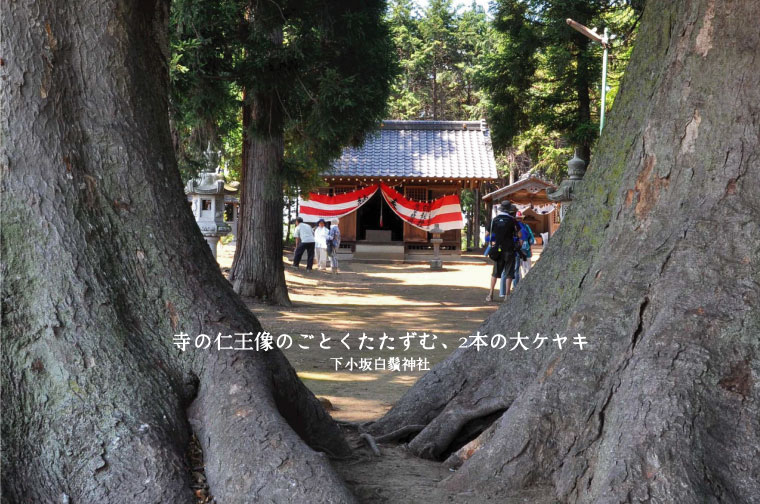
[482, 176, 557, 202]
[328, 120, 499, 180]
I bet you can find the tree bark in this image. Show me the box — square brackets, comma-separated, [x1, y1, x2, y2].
[1, 1, 350, 502]
[286, 195, 292, 243]
[575, 37, 592, 163]
[228, 7, 291, 306]
[369, 1, 760, 502]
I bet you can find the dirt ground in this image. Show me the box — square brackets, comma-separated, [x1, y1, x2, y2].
[218, 244, 501, 422]
[216, 244, 555, 504]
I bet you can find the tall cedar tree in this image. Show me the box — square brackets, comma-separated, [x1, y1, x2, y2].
[481, 0, 641, 162]
[386, 0, 493, 121]
[172, 0, 397, 305]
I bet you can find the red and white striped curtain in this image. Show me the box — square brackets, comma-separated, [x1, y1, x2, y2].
[298, 185, 379, 222]
[379, 183, 463, 231]
[298, 183, 464, 232]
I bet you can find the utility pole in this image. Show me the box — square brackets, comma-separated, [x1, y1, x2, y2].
[566, 19, 613, 133]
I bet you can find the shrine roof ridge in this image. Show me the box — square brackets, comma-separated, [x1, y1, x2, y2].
[328, 119, 498, 180]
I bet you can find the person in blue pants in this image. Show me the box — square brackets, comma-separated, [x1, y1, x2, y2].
[500, 253, 521, 296]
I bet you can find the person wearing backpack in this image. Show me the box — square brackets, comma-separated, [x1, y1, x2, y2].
[500, 208, 530, 295]
[328, 218, 341, 273]
[486, 201, 523, 302]
[516, 211, 535, 279]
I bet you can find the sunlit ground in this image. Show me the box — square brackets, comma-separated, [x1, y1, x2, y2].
[217, 242, 543, 421]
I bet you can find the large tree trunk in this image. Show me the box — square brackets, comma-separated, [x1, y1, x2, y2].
[228, 8, 291, 306]
[575, 38, 592, 164]
[1, 1, 350, 502]
[369, 1, 759, 502]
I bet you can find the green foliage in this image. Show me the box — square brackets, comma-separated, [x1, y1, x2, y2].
[481, 0, 641, 173]
[169, 0, 397, 187]
[386, 0, 495, 120]
[513, 125, 573, 183]
[169, 1, 244, 180]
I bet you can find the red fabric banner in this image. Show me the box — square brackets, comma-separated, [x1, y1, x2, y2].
[298, 183, 464, 232]
[379, 183, 463, 231]
[298, 184, 379, 222]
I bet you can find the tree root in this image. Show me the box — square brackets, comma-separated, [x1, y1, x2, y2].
[189, 351, 356, 502]
[312, 444, 355, 461]
[335, 419, 365, 429]
[373, 424, 426, 443]
[443, 416, 500, 470]
[359, 433, 381, 457]
[408, 392, 508, 459]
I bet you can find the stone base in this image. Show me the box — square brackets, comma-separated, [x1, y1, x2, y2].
[354, 242, 405, 261]
[204, 236, 220, 259]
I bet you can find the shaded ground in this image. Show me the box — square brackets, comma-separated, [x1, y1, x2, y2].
[335, 428, 556, 504]
[216, 244, 554, 503]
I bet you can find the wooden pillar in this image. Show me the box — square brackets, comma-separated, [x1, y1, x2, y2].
[473, 185, 480, 248]
[465, 210, 472, 251]
[462, 181, 470, 251]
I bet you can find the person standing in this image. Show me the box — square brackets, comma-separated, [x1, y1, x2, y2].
[486, 201, 522, 302]
[517, 212, 535, 279]
[293, 217, 316, 271]
[328, 218, 341, 273]
[483, 222, 493, 257]
[500, 208, 524, 296]
[314, 219, 330, 271]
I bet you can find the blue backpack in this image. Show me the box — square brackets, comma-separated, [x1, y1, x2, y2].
[519, 222, 535, 257]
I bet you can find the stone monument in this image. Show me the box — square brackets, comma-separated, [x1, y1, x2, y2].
[430, 224, 443, 270]
[185, 172, 235, 259]
[547, 150, 587, 220]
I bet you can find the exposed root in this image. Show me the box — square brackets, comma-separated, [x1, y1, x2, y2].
[359, 433, 382, 457]
[374, 424, 426, 443]
[443, 417, 501, 470]
[189, 352, 356, 502]
[408, 394, 507, 460]
[312, 443, 355, 461]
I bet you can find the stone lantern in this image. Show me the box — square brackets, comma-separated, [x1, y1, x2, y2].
[185, 172, 235, 259]
[547, 150, 587, 221]
[430, 224, 443, 270]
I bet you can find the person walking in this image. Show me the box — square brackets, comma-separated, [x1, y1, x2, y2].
[293, 217, 316, 271]
[328, 218, 341, 273]
[314, 219, 330, 271]
[500, 208, 524, 296]
[486, 201, 522, 302]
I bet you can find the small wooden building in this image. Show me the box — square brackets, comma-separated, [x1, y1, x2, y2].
[318, 120, 499, 261]
[482, 176, 561, 243]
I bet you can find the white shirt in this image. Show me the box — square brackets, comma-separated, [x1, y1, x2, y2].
[295, 222, 315, 243]
[314, 226, 329, 248]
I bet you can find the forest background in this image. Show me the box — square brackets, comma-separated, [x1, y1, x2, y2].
[170, 0, 642, 240]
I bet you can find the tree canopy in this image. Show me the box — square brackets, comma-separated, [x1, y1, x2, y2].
[480, 0, 641, 180]
[382, 0, 640, 183]
[169, 0, 397, 186]
[386, 0, 494, 122]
